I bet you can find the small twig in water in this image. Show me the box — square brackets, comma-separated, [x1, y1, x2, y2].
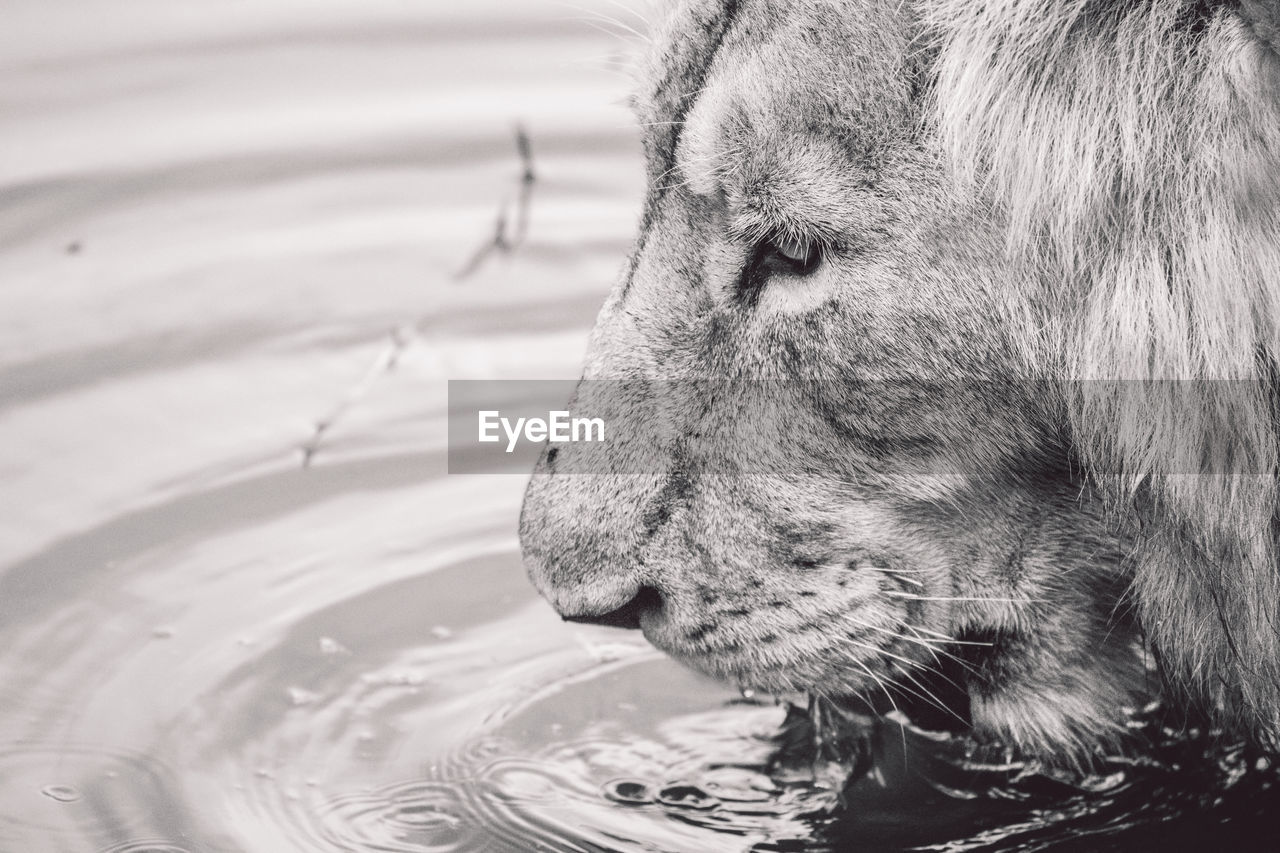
[512, 123, 536, 245]
[453, 123, 538, 281]
[299, 126, 535, 466]
[299, 325, 413, 467]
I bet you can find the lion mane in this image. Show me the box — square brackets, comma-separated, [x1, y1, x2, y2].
[928, 0, 1280, 739]
[926, 0, 1280, 737]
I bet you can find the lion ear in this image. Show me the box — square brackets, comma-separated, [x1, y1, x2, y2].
[1240, 0, 1280, 54]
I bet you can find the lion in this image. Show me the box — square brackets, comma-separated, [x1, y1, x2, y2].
[519, 0, 1280, 762]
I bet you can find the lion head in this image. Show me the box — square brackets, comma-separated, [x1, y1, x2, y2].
[520, 0, 1280, 759]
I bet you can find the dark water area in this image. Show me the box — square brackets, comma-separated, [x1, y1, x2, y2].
[2, 1, 1279, 851]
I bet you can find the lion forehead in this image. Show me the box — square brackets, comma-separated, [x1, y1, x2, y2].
[633, 0, 921, 188]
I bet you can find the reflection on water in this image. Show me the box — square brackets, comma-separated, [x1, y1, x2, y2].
[3, 1, 1280, 851]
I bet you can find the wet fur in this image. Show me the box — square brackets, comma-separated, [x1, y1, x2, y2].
[521, 0, 1280, 761]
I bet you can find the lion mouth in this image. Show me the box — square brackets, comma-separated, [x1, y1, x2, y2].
[647, 616, 919, 699]
[561, 585, 663, 631]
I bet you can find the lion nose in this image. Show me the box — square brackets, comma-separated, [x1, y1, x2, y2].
[561, 585, 663, 630]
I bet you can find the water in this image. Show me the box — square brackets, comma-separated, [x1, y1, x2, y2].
[3, 2, 1280, 851]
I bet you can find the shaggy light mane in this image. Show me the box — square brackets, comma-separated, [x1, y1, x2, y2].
[925, 0, 1280, 737]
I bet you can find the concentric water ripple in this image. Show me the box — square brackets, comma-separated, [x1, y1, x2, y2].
[292, 684, 849, 853]
[0, 744, 186, 850]
[98, 843, 195, 853]
[317, 781, 475, 853]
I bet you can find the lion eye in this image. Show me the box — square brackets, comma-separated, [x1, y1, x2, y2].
[736, 232, 824, 306]
[764, 234, 822, 275]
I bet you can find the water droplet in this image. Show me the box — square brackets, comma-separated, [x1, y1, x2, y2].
[1073, 770, 1127, 793]
[751, 839, 808, 852]
[400, 672, 423, 686]
[698, 767, 778, 802]
[429, 626, 453, 639]
[41, 784, 81, 803]
[393, 802, 462, 828]
[656, 783, 720, 810]
[603, 779, 653, 804]
[319, 636, 348, 655]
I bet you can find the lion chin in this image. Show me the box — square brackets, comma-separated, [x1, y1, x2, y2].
[519, 0, 1280, 763]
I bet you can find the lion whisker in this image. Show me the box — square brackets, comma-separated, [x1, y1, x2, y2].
[838, 634, 930, 672]
[900, 625, 993, 647]
[838, 634, 968, 724]
[572, 17, 649, 44]
[848, 659, 909, 756]
[890, 664, 971, 726]
[908, 625, 957, 640]
[884, 592, 1046, 603]
[846, 618, 971, 663]
[553, 3, 651, 42]
[874, 633, 972, 691]
[591, 0, 650, 25]
[850, 661, 896, 713]
[899, 626, 987, 680]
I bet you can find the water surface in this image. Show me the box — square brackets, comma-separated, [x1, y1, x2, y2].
[3, 2, 1279, 851]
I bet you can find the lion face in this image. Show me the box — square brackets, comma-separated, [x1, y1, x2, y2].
[521, 0, 1280, 756]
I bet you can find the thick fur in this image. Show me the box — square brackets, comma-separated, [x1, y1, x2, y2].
[929, 0, 1280, 738]
[521, 0, 1280, 760]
